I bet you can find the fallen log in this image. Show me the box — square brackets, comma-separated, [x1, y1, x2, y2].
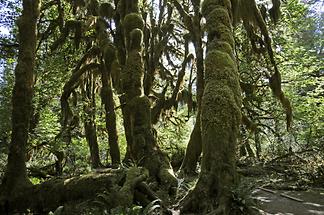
[0, 167, 157, 214]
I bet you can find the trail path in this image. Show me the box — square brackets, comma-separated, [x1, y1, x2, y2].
[253, 188, 324, 215]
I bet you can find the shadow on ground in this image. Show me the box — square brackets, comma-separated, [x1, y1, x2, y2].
[253, 188, 324, 215]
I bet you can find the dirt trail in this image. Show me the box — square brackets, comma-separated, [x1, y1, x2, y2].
[253, 188, 324, 215]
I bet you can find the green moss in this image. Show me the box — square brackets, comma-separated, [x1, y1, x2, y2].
[103, 44, 116, 66]
[205, 50, 235, 75]
[207, 41, 233, 58]
[204, 49, 241, 110]
[201, 83, 241, 137]
[130, 28, 143, 50]
[122, 50, 144, 97]
[130, 96, 151, 126]
[123, 13, 144, 35]
[205, 7, 232, 32]
[202, 0, 232, 17]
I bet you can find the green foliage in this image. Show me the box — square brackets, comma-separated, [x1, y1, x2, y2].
[230, 178, 257, 214]
[0, 61, 14, 150]
[95, 191, 162, 215]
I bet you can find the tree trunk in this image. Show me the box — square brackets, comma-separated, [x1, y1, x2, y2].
[119, 0, 177, 188]
[179, 1, 204, 176]
[180, 0, 242, 213]
[0, 0, 40, 196]
[255, 129, 261, 160]
[101, 64, 121, 166]
[179, 111, 202, 175]
[83, 74, 101, 169]
[84, 120, 101, 168]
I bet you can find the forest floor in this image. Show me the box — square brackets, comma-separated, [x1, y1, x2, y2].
[253, 188, 324, 214]
[237, 150, 324, 215]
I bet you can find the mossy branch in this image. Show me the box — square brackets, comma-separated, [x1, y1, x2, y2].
[151, 53, 194, 124]
[61, 63, 100, 128]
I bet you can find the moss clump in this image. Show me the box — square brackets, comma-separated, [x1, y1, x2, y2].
[205, 50, 235, 75]
[99, 2, 114, 19]
[103, 44, 116, 66]
[123, 13, 144, 35]
[207, 41, 234, 59]
[205, 7, 232, 32]
[217, 27, 235, 48]
[202, 0, 232, 17]
[130, 28, 143, 51]
[200, 83, 241, 141]
[122, 50, 144, 97]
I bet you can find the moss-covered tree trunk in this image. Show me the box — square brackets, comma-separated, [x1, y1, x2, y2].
[179, 112, 202, 175]
[119, 0, 177, 187]
[0, 0, 40, 196]
[101, 63, 121, 166]
[179, 0, 204, 176]
[84, 120, 101, 168]
[83, 75, 101, 168]
[180, 0, 242, 213]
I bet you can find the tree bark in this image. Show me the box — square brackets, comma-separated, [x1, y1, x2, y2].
[180, 0, 242, 213]
[179, 111, 202, 175]
[119, 0, 177, 188]
[101, 64, 121, 166]
[84, 120, 101, 168]
[83, 74, 101, 169]
[1, 0, 40, 196]
[178, 0, 205, 176]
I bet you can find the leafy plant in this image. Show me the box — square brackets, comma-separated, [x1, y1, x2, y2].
[230, 179, 258, 215]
